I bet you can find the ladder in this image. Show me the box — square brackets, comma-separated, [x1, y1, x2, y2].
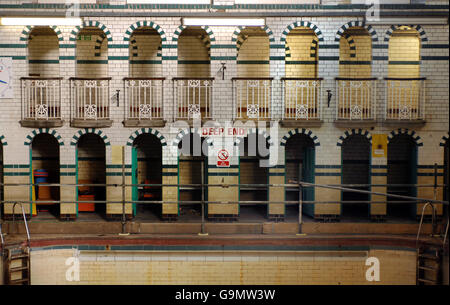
[4, 244, 30, 285]
[417, 244, 442, 285]
[415, 202, 448, 285]
[1, 202, 31, 285]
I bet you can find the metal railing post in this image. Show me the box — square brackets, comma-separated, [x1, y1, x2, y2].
[298, 182, 303, 235]
[120, 146, 128, 235]
[199, 160, 207, 236]
[12, 202, 30, 247]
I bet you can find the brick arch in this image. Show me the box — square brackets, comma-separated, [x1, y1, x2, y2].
[334, 21, 378, 42]
[69, 20, 113, 43]
[384, 25, 428, 43]
[439, 132, 449, 147]
[280, 21, 324, 43]
[0, 135, 8, 146]
[20, 25, 64, 44]
[24, 128, 64, 146]
[234, 129, 275, 147]
[172, 128, 213, 147]
[124, 20, 167, 42]
[172, 25, 216, 43]
[343, 33, 357, 58]
[310, 38, 319, 58]
[70, 128, 110, 146]
[126, 128, 167, 147]
[94, 33, 106, 57]
[231, 25, 276, 45]
[336, 129, 372, 147]
[280, 128, 320, 147]
[387, 128, 423, 146]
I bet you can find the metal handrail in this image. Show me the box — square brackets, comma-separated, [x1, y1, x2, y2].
[12, 202, 31, 246]
[416, 202, 436, 246]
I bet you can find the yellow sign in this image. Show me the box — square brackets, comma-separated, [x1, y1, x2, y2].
[372, 134, 387, 158]
[111, 145, 124, 164]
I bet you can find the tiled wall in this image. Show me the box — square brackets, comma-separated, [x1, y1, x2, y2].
[29, 248, 416, 285]
[0, 1, 448, 217]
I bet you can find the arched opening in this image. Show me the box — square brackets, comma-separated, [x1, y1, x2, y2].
[341, 135, 371, 220]
[285, 27, 318, 78]
[175, 27, 213, 120]
[178, 27, 210, 78]
[388, 26, 420, 79]
[76, 134, 106, 219]
[387, 134, 417, 220]
[386, 27, 422, 120]
[132, 134, 162, 220]
[129, 27, 162, 77]
[28, 26, 60, 77]
[284, 134, 315, 221]
[125, 27, 164, 122]
[338, 27, 372, 78]
[73, 27, 110, 122]
[234, 27, 271, 120]
[337, 27, 374, 120]
[178, 132, 208, 221]
[284, 27, 320, 120]
[76, 27, 108, 78]
[239, 133, 270, 221]
[31, 134, 60, 218]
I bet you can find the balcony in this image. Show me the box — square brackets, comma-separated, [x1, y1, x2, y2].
[20, 77, 64, 128]
[281, 78, 323, 127]
[384, 77, 426, 124]
[173, 77, 214, 123]
[232, 78, 273, 122]
[123, 77, 165, 127]
[334, 78, 377, 127]
[69, 77, 113, 128]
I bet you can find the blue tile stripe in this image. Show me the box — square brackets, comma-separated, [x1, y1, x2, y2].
[280, 128, 320, 147]
[70, 128, 110, 146]
[387, 128, 423, 146]
[126, 128, 167, 147]
[280, 21, 324, 42]
[335, 21, 378, 42]
[69, 21, 113, 43]
[24, 128, 64, 146]
[336, 129, 371, 146]
[123, 20, 167, 42]
[384, 25, 428, 43]
[20, 25, 64, 43]
[0, 134, 7, 146]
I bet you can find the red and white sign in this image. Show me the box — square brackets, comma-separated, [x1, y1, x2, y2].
[217, 149, 230, 167]
[201, 127, 247, 137]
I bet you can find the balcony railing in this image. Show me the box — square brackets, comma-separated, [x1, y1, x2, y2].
[232, 77, 273, 120]
[384, 77, 426, 120]
[21, 77, 63, 121]
[282, 77, 323, 120]
[123, 77, 165, 121]
[335, 78, 377, 120]
[173, 78, 214, 120]
[69, 77, 112, 121]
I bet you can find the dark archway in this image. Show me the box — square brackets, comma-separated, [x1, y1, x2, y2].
[76, 133, 106, 218]
[31, 133, 60, 218]
[285, 133, 315, 220]
[387, 134, 418, 220]
[132, 133, 162, 220]
[341, 134, 371, 220]
[239, 133, 270, 221]
[178, 132, 208, 221]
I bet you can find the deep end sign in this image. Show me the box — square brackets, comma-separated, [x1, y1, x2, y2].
[201, 127, 247, 137]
